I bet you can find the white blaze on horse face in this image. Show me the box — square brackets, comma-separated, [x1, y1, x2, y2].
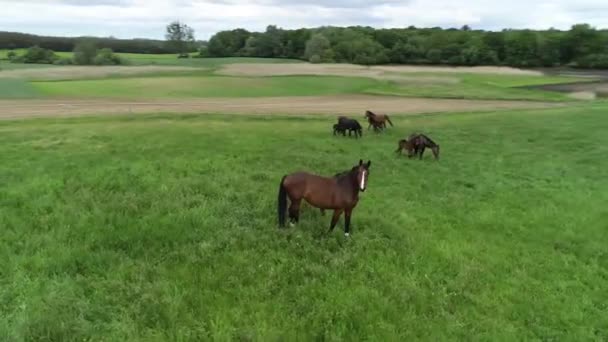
[360, 170, 366, 190]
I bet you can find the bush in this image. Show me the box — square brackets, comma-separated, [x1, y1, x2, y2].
[197, 46, 210, 58]
[309, 54, 322, 64]
[19, 46, 57, 64]
[447, 55, 464, 65]
[6, 50, 17, 61]
[73, 40, 98, 65]
[575, 54, 608, 69]
[93, 48, 123, 65]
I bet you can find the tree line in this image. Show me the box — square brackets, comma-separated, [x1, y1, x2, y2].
[0, 31, 191, 54]
[203, 24, 608, 68]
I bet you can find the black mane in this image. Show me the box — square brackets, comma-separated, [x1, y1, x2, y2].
[420, 134, 438, 146]
[334, 168, 358, 187]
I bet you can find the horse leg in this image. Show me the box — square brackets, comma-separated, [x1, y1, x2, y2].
[344, 209, 353, 237]
[288, 199, 302, 226]
[419, 146, 426, 160]
[327, 209, 343, 233]
[320, 208, 325, 216]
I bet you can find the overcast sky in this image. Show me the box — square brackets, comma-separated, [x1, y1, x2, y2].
[2, 0, 608, 40]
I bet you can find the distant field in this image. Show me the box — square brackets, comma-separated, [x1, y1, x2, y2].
[31, 75, 380, 98]
[22, 73, 577, 102]
[0, 48, 302, 68]
[1, 105, 606, 340]
[0, 54, 595, 103]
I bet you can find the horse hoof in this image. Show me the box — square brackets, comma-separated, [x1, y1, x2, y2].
[289, 222, 295, 228]
[344, 232, 350, 237]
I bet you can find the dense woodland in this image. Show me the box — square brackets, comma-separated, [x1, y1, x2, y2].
[0, 31, 178, 54]
[3, 24, 608, 68]
[204, 24, 608, 68]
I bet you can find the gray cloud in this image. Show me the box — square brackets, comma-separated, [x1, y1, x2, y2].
[204, 0, 409, 9]
[1, 0, 608, 40]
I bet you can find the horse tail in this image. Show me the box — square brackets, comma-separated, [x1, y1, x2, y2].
[277, 175, 288, 227]
[386, 115, 394, 127]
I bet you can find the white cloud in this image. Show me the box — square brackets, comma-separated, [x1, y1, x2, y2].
[1, 0, 608, 39]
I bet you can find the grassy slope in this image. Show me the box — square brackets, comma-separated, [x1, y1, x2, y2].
[367, 73, 581, 101]
[27, 73, 581, 101]
[1, 105, 606, 340]
[31, 75, 381, 98]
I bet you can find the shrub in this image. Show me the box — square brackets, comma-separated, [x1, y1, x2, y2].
[73, 40, 98, 65]
[6, 50, 17, 61]
[575, 54, 608, 69]
[93, 48, 123, 65]
[309, 54, 322, 64]
[20, 46, 57, 64]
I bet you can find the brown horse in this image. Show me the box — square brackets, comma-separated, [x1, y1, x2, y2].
[365, 110, 394, 131]
[277, 160, 371, 236]
[396, 133, 440, 160]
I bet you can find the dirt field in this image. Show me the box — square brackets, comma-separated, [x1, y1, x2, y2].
[0, 95, 562, 120]
[218, 63, 543, 78]
[0, 65, 202, 80]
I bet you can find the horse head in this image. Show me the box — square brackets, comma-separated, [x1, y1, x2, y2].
[352, 159, 371, 192]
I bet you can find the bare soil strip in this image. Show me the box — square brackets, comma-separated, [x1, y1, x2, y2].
[218, 63, 543, 79]
[0, 96, 562, 120]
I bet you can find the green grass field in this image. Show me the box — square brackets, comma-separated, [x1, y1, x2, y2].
[32, 75, 381, 98]
[1, 104, 607, 340]
[366, 73, 589, 101]
[0, 48, 301, 68]
[0, 72, 579, 101]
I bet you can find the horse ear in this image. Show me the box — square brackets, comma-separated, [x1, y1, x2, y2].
[359, 159, 363, 165]
[366, 160, 372, 168]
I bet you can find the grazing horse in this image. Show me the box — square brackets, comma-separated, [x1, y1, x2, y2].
[335, 117, 363, 138]
[395, 138, 417, 158]
[364, 110, 393, 132]
[333, 123, 347, 136]
[277, 160, 372, 236]
[396, 133, 440, 160]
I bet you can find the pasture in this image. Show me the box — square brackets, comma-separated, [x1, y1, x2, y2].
[1, 104, 607, 340]
[1, 57, 607, 340]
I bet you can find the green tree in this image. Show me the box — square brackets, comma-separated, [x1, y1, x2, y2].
[20, 45, 57, 64]
[504, 30, 540, 67]
[563, 24, 606, 61]
[94, 48, 123, 65]
[207, 29, 250, 57]
[73, 40, 98, 65]
[165, 21, 195, 57]
[6, 50, 17, 61]
[389, 42, 423, 63]
[426, 49, 442, 64]
[304, 33, 333, 63]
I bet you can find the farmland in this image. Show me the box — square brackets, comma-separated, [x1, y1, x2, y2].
[1, 54, 607, 340]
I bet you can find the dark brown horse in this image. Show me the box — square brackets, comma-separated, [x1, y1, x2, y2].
[396, 133, 440, 160]
[364, 110, 394, 131]
[278, 160, 371, 236]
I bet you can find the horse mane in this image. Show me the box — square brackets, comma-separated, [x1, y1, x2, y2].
[334, 169, 351, 178]
[333, 168, 358, 187]
[366, 110, 377, 116]
[421, 134, 438, 146]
